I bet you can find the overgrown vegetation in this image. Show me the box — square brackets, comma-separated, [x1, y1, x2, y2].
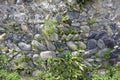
[42, 19, 58, 41]
[0, 51, 120, 80]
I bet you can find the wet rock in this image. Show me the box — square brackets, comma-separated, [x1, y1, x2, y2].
[40, 51, 56, 60]
[87, 39, 97, 49]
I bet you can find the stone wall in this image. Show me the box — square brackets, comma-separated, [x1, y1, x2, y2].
[0, 0, 120, 76]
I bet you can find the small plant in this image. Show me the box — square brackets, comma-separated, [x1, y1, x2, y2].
[87, 17, 96, 25]
[62, 15, 69, 22]
[42, 19, 58, 41]
[36, 52, 86, 80]
[103, 48, 112, 59]
[0, 69, 21, 80]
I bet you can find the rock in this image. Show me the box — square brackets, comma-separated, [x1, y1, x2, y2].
[103, 38, 114, 48]
[16, 0, 23, 4]
[0, 33, 6, 41]
[95, 31, 107, 40]
[67, 0, 77, 5]
[96, 48, 108, 57]
[23, 33, 33, 43]
[21, 24, 30, 33]
[80, 25, 90, 33]
[32, 70, 40, 76]
[66, 11, 80, 20]
[72, 34, 81, 41]
[66, 34, 74, 41]
[33, 54, 39, 60]
[57, 49, 70, 57]
[71, 22, 80, 27]
[34, 34, 41, 40]
[77, 41, 86, 49]
[83, 48, 97, 57]
[109, 47, 120, 58]
[8, 0, 15, 4]
[50, 33, 58, 41]
[14, 13, 27, 23]
[55, 13, 62, 22]
[71, 51, 80, 56]
[18, 42, 31, 51]
[98, 69, 106, 76]
[112, 32, 120, 40]
[40, 51, 56, 60]
[23, 0, 33, 3]
[97, 39, 106, 49]
[87, 39, 97, 49]
[88, 31, 97, 39]
[31, 40, 46, 50]
[86, 58, 94, 63]
[46, 42, 56, 50]
[67, 41, 77, 50]
[109, 23, 118, 30]
[61, 34, 67, 41]
[54, 42, 66, 51]
[13, 33, 24, 43]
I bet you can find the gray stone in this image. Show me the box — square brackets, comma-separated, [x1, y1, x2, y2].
[61, 34, 67, 41]
[71, 22, 80, 27]
[33, 54, 39, 60]
[67, 41, 77, 50]
[83, 48, 97, 57]
[31, 40, 46, 50]
[66, 34, 74, 41]
[80, 25, 90, 33]
[72, 34, 81, 41]
[32, 70, 40, 76]
[86, 58, 94, 63]
[18, 42, 31, 51]
[87, 39, 97, 49]
[57, 49, 70, 57]
[77, 41, 86, 49]
[97, 39, 106, 49]
[71, 51, 80, 56]
[14, 13, 27, 23]
[46, 42, 56, 50]
[96, 48, 108, 57]
[40, 51, 56, 60]
[50, 33, 58, 41]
